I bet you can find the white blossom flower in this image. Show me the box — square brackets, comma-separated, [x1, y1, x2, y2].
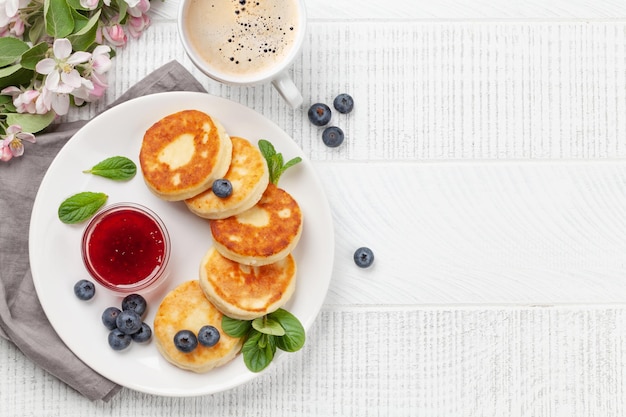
[35, 39, 93, 94]
[0, 0, 27, 28]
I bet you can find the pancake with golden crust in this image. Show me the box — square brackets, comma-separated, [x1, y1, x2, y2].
[199, 246, 296, 320]
[185, 137, 269, 219]
[140, 110, 232, 201]
[209, 183, 303, 266]
[153, 280, 243, 373]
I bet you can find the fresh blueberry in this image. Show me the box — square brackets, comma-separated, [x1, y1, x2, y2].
[121, 294, 147, 317]
[73, 279, 95, 301]
[197, 325, 220, 347]
[101, 306, 121, 330]
[131, 322, 152, 343]
[174, 330, 198, 353]
[308, 103, 332, 126]
[115, 309, 142, 335]
[353, 247, 374, 268]
[333, 93, 354, 114]
[108, 328, 132, 351]
[322, 126, 344, 148]
[212, 179, 233, 198]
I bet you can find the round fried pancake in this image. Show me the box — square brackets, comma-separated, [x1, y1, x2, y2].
[209, 183, 303, 266]
[199, 246, 296, 320]
[153, 280, 243, 373]
[140, 110, 232, 201]
[185, 137, 269, 219]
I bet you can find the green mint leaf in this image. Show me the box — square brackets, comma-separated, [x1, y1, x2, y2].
[221, 316, 252, 338]
[269, 309, 306, 352]
[242, 331, 276, 372]
[83, 156, 136, 181]
[58, 192, 107, 224]
[258, 139, 302, 185]
[252, 317, 286, 336]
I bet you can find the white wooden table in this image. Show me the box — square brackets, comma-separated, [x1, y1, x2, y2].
[3, 0, 626, 415]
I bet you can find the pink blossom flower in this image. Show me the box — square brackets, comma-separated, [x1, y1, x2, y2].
[101, 23, 127, 47]
[127, 0, 150, 17]
[36, 39, 93, 94]
[1, 86, 44, 114]
[0, 124, 36, 161]
[127, 14, 150, 38]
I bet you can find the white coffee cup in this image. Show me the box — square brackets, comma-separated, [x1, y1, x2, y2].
[177, 0, 307, 108]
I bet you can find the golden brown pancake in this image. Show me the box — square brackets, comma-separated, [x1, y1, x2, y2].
[199, 246, 296, 320]
[185, 136, 269, 219]
[140, 110, 232, 201]
[153, 280, 243, 373]
[209, 183, 303, 266]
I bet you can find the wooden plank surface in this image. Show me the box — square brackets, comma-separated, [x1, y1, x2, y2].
[5, 0, 626, 415]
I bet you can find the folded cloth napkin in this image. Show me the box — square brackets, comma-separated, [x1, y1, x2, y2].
[0, 60, 206, 401]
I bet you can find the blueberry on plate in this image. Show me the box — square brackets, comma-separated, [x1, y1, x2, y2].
[333, 93, 354, 114]
[212, 178, 233, 198]
[101, 306, 121, 330]
[354, 247, 374, 268]
[108, 328, 132, 351]
[131, 322, 152, 343]
[308, 103, 332, 126]
[322, 126, 344, 148]
[73, 279, 96, 301]
[197, 325, 220, 347]
[121, 293, 147, 317]
[174, 330, 198, 353]
[115, 309, 142, 335]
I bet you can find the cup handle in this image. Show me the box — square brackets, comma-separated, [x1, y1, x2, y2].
[272, 71, 303, 108]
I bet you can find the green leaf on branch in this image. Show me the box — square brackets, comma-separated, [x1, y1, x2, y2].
[28, 16, 46, 44]
[115, 0, 128, 22]
[0, 38, 30, 67]
[4, 112, 56, 133]
[68, 9, 101, 51]
[20, 42, 50, 70]
[44, 0, 75, 38]
[0, 64, 34, 91]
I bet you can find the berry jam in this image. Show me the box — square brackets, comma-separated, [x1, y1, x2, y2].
[82, 203, 170, 293]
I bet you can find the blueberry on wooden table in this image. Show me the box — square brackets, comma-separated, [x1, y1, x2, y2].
[308, 103, 332, 126]
[354, 247, 374, 268]
[73, 279, 96, 300]
[322, 126, 344, 147]
[333, 93, 354, 114]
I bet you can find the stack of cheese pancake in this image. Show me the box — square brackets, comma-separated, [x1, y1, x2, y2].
[139, 110, 303, 373]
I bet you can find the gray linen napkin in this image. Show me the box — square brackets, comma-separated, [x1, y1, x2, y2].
[0, 60, 206, 401]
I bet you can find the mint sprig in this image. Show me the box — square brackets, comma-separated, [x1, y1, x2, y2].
[258, 139, 302, 185]
[58, 191, 107, 224]
[83, 156, 136, 181]
[222, 308, 306, 372]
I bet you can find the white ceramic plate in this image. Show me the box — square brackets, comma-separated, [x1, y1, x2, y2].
[29, 92, 334, 396]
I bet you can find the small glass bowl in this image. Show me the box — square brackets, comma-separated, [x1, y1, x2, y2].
[81, 202, 171, 295]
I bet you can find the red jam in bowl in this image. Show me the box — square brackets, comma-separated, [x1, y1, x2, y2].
[82, 203, 171, 294]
